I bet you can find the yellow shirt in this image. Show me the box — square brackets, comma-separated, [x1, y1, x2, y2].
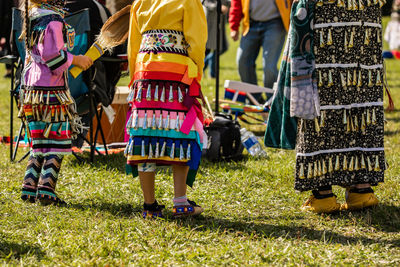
[128, 0, 207, 81]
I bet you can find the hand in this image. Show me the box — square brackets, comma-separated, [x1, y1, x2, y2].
[72, 55, 93, 71]
[230, 30, 239, 41]
[221, 5, 228, 14]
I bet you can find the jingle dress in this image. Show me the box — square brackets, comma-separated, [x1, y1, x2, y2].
[125, 0, 207, 186]
[19, 7, 80, 156]
[265, 0, 386, 191]
[19, 6, 80, 203]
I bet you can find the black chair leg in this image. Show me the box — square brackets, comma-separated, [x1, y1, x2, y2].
[12, 123, 25, 162]
[93, 107, 108, 156]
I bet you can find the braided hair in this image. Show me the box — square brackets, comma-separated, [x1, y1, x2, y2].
[19, 0, 30, 50]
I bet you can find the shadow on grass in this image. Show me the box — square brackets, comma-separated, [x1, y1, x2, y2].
[337, 204, 400, 233]
[173, 213, 400, 247]
[66, 201, 142, 217]
[67, 152, 126, 173]
[0, 239, 44, 261]
[384, 130, 400, 136]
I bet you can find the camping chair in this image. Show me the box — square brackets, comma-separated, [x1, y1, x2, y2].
[220, 80, 275, 125]
[65, 8, 109, 162]
[3, 8, 108, 163]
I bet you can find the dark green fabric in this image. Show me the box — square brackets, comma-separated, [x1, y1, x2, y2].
[264, 0, 315, 150]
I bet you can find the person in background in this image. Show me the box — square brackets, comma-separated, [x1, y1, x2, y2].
[0, 0, 16, 78]
[19, 0, 93, 205]
[125, 0, 208, 218]
[229, 0, 291, 102]
[203, 0, 230, 78]
[384, 0, 400, 59]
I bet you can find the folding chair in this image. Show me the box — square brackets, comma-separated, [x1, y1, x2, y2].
[220, 80, 275, 125]
[65, 8, 109, 162]
[3, 8, 108, 163]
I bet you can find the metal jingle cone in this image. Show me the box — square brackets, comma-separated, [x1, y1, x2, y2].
[327, 29, 333, 45]
[154, 85, 159, 101]
[143, 112, 148, 129]
[313, 161, 319, 177]
[374, 155, 381, 171]
[307, 162, 313, 178]
[158, 113, 163, 129]
[43, 123, 52, 138]
[160, 85, 166, 102]
[124, 139, 130, 155]
[39, 91, 44, 104]
[361, 154, 366, 169]
[178, 86, 184, 103]
[141, 139, 146, 157]
[135, 85, 143, 102]
[299, 163, 305, 179]
[152, 113, 157, 129]
[179, 144, 184, 160]
[128, 139, 134, 155]
[148, 143, 153, 159]
[186, 143, 191, 160]
[168, 85, 174, 102]
[367, 156, 373, 171]
[57, 122, 63, 136]
[328, 157, 333, 173]
[175, 116, 180, 131]
[146, 83, 152, 101]
[335, 155, 340, 171]
[341, 72, 347, 88]
[160, 141, 166, 157]
[155, 142, 160, 158]
[170, 142, 175, 159]
[164, 114, 170, 130]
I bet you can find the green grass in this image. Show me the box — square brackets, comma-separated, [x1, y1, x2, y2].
[1, 18, 400, 265]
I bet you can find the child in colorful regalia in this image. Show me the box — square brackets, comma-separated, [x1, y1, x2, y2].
[125, 0, 208, 218]
[19, 0, 93, 205]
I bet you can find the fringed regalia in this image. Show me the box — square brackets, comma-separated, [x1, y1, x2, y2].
[19, 7, 80, 156]
[125, 1, 208, 187]
[265, 0, 386, 191]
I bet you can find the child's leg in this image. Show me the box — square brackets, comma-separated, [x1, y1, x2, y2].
[21, 154, 44, 202]
[139, 171, 156, 205]
[37, 154, 64, 204]
[172, 165, 189, 198]
[138, 163, 164, 218]
[172, 165, 203, 216]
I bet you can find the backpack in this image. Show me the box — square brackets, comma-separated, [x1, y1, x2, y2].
[203, 113, 244, 161]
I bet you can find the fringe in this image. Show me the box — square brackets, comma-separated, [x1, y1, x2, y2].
[297, 151, 385, 179]
[128, 80, 189, 104]
[124, 137, 194, 161]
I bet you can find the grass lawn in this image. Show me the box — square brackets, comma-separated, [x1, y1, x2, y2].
[0, 18, 400, 265]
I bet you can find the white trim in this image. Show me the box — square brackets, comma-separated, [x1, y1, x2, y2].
[364, 22, 382, 28]
[316, 63, 358, 68]
[314, 22, 362, 28]
[360, 64, 383, 69]
[320, 102, 383, 110]
[314, 22, 381, 29]
[297, 147, 384, 157]
[316, 63, 383, 69]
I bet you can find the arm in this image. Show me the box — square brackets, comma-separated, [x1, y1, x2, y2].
[183, 0, 208, 79]
[37, 21, 74, 75]
[229, 0, 243, 33]
[127, 4, 141, 81]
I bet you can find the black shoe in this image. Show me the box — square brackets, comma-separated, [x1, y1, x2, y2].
[142, 200, 165, 219]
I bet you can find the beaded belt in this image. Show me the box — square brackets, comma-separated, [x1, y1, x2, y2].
[139, 29, 189, 56]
